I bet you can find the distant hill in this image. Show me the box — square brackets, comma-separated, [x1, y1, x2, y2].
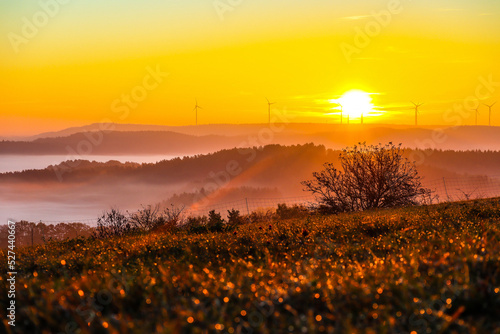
[2, 143, 500, 184]
[0, 131, 247, 155]
[3, 123, 500, 153]
[0, 144, 335, 190]
[5, 122, 423, 141]
[6, 123, 296, 141]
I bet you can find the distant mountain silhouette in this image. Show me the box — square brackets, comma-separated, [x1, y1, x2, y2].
[5, 123, 299, 141]
[0, 131, 247, 155]
[3, 124, 500, 153]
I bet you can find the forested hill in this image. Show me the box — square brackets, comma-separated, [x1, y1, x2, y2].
[2, 144, 500, 191]
[0, 144, 337, 188]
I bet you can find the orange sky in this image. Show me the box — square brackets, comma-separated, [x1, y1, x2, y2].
[1, 0, 499, 135]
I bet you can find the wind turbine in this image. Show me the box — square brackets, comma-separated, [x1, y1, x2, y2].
[266, 98, 276, 124]
[484, 102, 496, 126]
[473, 107, 480, 126]
[194, 99, 202, 126]
[411, 102, 424, 126]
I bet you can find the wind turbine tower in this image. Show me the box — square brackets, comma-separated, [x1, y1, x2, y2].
[266, 98, 276, 124]
[411, 102, 424, 126]
[473, 107, 480, 126]
[194, 99, 202, 126]
[484, 102, 496, 126]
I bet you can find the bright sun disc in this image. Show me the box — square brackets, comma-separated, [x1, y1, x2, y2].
[331, 90, 375, 119]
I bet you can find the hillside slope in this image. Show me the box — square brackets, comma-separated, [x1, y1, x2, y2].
[1, 198, 499, 332]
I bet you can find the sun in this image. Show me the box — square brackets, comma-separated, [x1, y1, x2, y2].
[330, 90, 375, 120]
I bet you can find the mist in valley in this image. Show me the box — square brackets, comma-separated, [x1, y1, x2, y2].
[2, 125, 500, 224]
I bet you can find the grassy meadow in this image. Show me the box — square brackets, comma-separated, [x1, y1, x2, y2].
[1, 198, 500, 333]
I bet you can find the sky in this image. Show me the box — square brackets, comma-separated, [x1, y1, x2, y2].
[1, 0, 499, 135]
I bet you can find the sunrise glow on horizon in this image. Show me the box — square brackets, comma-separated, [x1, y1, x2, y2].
[1, 0, 500, 135]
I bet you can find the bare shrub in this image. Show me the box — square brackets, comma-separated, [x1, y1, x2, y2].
[129, 204, 185, 231]
[93, 208, 131, 238]
[302, 142, 431, 214]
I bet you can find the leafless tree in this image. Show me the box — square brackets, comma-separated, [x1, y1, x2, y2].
[302, 142, 430, 213]
[93, 208, 131, 238]
[160, 204, 185, 230]
[128, 204, 161, 231]
[129, 204, 185, 231]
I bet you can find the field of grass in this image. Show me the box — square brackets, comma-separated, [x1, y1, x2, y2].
[1, 198, 500, 333]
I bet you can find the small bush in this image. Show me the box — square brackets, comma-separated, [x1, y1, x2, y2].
[92, 208, 132, 239]
[227, 209, 246, 226]
[248, 209, 275, 224]
[129, 204, 184, 232]
[157, 204, 185, 231]
[128, 204, 162, 231]
[185, 216, 209, 234]
[185, 211, 229, 233]
[208, 210, 225, 232]
[276, 203, 310, 220]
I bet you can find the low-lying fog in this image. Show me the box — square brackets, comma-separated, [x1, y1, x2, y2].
[0, 154, 182, 173]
